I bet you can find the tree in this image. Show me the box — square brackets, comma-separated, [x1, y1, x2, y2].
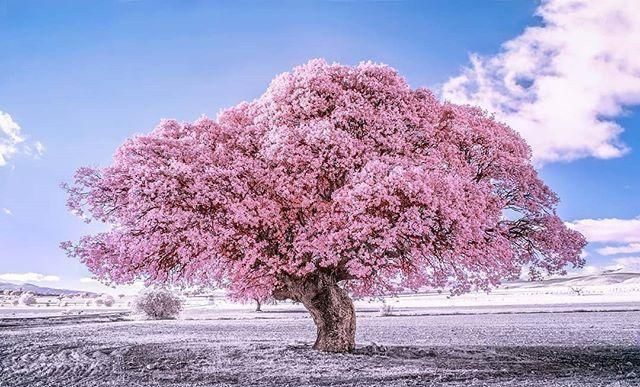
[227, 283, 274, 312]
[61, 59, 586, 352]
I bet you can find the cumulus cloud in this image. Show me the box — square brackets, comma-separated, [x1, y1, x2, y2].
[597, 243, 640, 256]
[0, 110, 44, 166]
[566, 217, 640, 243]
[442, 0, 640, 163]
[0, 272, 61, 283]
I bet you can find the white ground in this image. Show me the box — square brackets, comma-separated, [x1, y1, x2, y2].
[1, 304, 639, 386]
[1, 277, 639, 386]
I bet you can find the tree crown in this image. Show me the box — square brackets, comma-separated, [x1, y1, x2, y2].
[62, 59, 585, 298]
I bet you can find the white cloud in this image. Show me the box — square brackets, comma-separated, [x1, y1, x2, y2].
[442, 0, 640, 163]
[77, 277, 145, 296]
[34, 141, 45, 157]
[609, 256, 640, 272]
[597, 243, 640, 256]
[0, 111, 24, 166]
[1, 208, 12, 216]
[0, 272, 61, 283]
[566, 217, 640, 243]
[0, 110, 44, 166]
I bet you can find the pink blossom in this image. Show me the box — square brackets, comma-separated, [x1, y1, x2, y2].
[62, 59, 586, 299]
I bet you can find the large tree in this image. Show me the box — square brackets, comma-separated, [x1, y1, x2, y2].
[62, 60, 586, 352]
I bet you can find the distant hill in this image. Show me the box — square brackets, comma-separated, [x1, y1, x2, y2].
[503, 271, 640, 289]
[0, 282, 95, 296]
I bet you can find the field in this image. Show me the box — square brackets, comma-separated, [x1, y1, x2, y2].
[1, 303, 639, 387]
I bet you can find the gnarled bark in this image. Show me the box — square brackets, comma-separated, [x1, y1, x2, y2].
[273, 273, 356, 352]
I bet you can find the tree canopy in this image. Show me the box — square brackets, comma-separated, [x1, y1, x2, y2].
[62, 59, 586, 301]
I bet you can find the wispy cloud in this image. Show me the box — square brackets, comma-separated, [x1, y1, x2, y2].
[0, 272, 61, 283]
[0, 110, 44, 166]
[442, 0, 640, 163]
[597, 243, 640, 256]
[34, 141, 45, 157]
[1, 208, 12, 216]
[0, 111, 23, 166]
[566, 217, 640, 244]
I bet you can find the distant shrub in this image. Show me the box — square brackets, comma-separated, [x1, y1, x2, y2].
[12, 299, 19, 306]
[134, 289, 182, 319]
[19, 292, 37, 306]
[379, 303, 394, 317]
[100, 295, 115, 307]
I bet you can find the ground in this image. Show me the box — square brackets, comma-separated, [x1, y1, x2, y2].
[1, 305, 639, 387]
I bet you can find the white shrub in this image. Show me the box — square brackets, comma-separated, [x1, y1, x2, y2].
[100, 295, 115, 307]
[134, 289, 183, 319]
[19, 292, 37, 306]
[379, 303, 394, 317]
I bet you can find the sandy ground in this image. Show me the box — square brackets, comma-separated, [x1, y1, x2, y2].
[1, 306, 639, 387]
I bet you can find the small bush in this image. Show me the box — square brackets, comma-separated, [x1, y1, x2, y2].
[134, 289, 182, 319]
[19, 292, 37, 306]
[100, 295, 115, 307]
[379, 303, 394, 317]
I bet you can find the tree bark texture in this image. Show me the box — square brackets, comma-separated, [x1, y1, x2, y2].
[273, 273, 356, 352]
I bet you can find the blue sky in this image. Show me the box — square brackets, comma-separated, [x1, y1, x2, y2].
[1, 0, 639, 292]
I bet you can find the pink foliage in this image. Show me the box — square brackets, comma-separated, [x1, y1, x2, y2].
[61, 59, 585, 299]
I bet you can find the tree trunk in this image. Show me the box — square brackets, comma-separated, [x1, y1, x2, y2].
[273, 273, 356, 352]
[302, 282, 356, 352]
[255, 299, 262, 312]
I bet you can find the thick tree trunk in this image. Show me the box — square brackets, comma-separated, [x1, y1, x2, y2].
[273, 273, 356, 352]
[255, 299, 262, 312]
[302, 283, 356, 352]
